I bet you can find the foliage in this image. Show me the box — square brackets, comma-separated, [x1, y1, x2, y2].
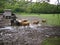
[0, 0, 60, 13]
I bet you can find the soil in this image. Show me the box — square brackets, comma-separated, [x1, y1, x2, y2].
[0, 15, 60, 45]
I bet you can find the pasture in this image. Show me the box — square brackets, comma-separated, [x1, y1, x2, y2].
[16, 13, 60, 26]
[42, 37, 60, 45]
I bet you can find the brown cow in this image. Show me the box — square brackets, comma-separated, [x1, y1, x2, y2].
[33, 20, 39, 25]
[16, 19, 30, 26]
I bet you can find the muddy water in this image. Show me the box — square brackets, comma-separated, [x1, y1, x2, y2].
[0, 26, 60, 45]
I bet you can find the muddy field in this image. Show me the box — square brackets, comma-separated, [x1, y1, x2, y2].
[0, 15, 60, 45]
[0, 26, 60, 45]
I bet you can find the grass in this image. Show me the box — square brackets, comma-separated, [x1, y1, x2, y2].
[16, 13, 60, 26]
[42, 37, 60, 45]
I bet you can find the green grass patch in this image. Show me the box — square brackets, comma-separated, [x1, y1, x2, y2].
[42, 37, 60, 45]
[16, 13, 60, 26]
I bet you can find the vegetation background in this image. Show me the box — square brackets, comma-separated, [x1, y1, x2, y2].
[0, 0, 60, 13]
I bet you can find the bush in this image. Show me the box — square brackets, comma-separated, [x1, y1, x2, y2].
[0, 8, 4, 13]
[1, 1, 60, 14]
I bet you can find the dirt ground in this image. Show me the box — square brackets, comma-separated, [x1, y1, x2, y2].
[0, 15, 60, 45]
[0, 26, 60, 45]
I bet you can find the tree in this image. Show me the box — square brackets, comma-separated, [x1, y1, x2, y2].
[0, 0, 7, 12]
